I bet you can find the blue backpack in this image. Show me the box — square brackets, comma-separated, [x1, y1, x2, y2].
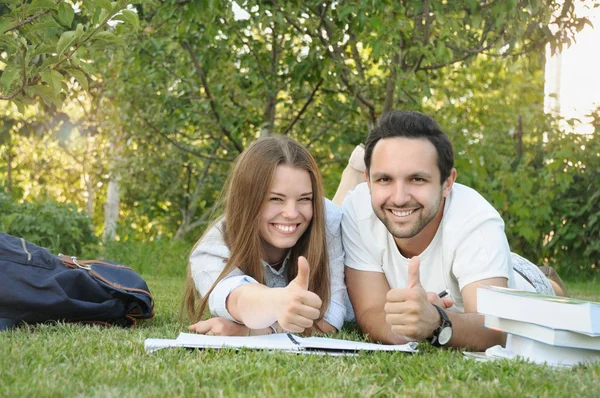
[0, 233, 154, 331]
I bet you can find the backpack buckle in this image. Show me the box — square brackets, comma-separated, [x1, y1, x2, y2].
[72, 256, 91, 271]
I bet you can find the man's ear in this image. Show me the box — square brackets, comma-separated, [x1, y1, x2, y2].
[442, 168, 457, 197]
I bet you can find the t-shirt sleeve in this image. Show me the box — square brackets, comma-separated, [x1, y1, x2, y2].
[451, 217, 512, 291]
[341, 194, 384, 273]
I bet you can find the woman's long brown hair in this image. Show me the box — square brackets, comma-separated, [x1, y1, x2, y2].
[182, 135, 330, 323]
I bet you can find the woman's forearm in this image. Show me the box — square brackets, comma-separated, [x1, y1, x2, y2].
[226, 284, 280, 328]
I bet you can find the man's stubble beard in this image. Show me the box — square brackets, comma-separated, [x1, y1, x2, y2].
[373, 190, 444, 240]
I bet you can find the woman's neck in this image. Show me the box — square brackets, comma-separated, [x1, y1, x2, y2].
[262, 244, 288, 268]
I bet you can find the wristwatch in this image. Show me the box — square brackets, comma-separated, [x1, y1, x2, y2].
[430, 304, 453, 347]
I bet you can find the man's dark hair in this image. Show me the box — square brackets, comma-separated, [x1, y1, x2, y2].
[364, 110, 454, 183]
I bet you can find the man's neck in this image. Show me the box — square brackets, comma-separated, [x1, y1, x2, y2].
[394, 198, 446, 258]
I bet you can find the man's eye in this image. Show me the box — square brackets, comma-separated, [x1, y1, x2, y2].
[377, 177, 390, 183]
[412, 178, 426, 183]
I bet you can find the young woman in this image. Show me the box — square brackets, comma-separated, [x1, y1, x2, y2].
[182, 136, 349, 336]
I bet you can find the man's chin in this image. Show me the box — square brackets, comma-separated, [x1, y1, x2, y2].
[384, 220, 420, 240]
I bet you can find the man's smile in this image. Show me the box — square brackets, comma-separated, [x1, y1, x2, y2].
[389, 209, 417, 217]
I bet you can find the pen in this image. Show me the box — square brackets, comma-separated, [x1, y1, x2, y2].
[438, 289, 449, 298]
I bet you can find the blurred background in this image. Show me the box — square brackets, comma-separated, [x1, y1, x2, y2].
[1, 0, 599, 279]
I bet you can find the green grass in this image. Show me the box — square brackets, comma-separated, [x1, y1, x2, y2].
[1, 245, 600, 397]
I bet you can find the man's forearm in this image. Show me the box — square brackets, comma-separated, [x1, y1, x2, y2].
[446, 312, 506, 351]
[357, 308, 409, 345]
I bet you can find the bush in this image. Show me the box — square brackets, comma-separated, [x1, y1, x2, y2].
[0, 196, 97, 255]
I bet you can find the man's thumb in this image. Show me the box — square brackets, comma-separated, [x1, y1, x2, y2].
[407, 256, 422, 289]
[293, 256, 310, 290]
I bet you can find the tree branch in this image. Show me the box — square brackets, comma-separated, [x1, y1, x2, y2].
[349, 33, 366, 81]
[307, 6, 377, 126]
[233, 29, 269, 83]
[384, 37, 402, 114]
[181, 41, 244, 153]
[282, 78, 323, 135]
[138, 113, 233, 162]
[1, 1, 62, 35]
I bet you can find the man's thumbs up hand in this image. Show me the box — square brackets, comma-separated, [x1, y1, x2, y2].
[406, 256, 422, 289]
[384, 256, 441, 341]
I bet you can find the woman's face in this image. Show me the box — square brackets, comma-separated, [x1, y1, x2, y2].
[259, 165, 314, 264]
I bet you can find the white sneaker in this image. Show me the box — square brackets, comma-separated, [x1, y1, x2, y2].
[348, 144, 366, 172]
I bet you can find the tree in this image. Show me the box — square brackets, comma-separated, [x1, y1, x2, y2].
[1, 0, 140, 109]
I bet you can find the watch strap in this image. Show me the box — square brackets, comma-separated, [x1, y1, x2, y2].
[430, 304, 452, 347]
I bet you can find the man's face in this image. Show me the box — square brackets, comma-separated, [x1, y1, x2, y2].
[367, 137, 454, 244]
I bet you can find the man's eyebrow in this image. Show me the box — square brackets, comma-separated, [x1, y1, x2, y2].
[370, 171, 391, 179]
[409, 171, 434, 179]
[270, 191, 313, 197]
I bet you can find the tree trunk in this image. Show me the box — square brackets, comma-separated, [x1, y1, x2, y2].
[6, 145, 12, 193]
[103, 172, 120, 242]
[260, 93, 276, 137]
[174, 162, 212, 240]
[84, 174, 95, 218]
[103, 137, 121, 242]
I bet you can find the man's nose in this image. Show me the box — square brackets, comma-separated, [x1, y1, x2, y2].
[391, 182, 411, 205]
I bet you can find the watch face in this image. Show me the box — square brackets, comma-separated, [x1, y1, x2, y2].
[438, 326, 453, 345]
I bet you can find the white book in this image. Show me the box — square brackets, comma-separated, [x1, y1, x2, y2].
[505, 334, 600, 366]
[145, 332, 418, 356]
[484, 315, 600, 351]
[477, 285, 600, 334]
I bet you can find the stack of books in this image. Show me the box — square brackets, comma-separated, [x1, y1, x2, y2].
[476, 285, 600, 367]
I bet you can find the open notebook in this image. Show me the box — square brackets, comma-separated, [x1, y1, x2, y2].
[145, 332, 418, 356]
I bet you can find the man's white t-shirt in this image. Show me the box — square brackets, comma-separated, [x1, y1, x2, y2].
[342, 182, 534, 313]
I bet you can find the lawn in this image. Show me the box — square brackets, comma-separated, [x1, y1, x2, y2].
[1, 242, 599, 397]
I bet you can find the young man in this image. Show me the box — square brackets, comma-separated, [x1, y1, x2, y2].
[341, 110, 562, 351]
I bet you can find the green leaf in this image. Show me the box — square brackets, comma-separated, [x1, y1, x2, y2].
[31, 0, 59, 10]
[0, 34, 19, 50]
[50, 70, 64, 96]
[27, 17, 62, 34]
[58, 2, 75, 27]
[0, 20, 13, 34]
[65, 68, 88, 90]
[74, 23, 85, 41]
[111, 10, 140, 31]
[97, 8, 111, 24]
[12, 99, 25, 114]
[41, 69, 64, 96]
[30, 44, 56, 58]
[25, 85, 60, 107]
[91, 31, 125, 45]
[95, 0, 115, 11]
[56, 30, 77, 57]
[1, 65, 20, 93]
